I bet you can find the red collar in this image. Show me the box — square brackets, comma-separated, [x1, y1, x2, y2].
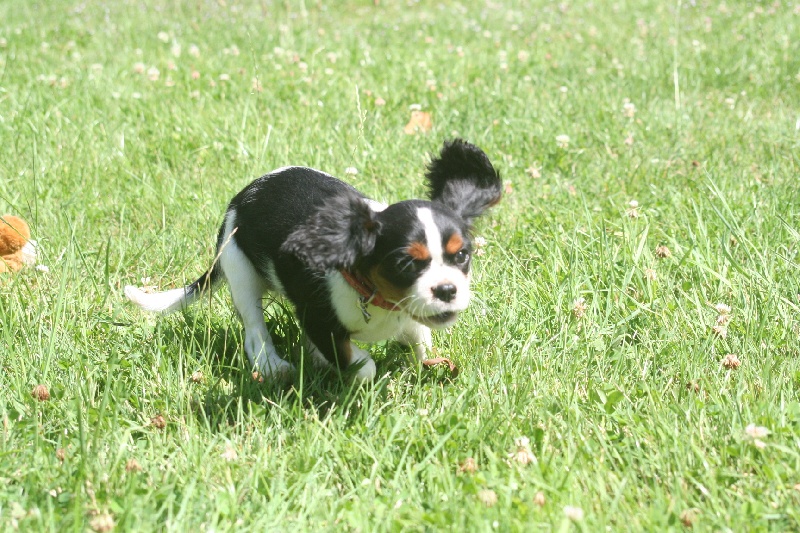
[339, 269, 399, 313]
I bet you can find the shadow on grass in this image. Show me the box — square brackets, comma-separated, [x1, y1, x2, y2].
[155, 302, 458, 433]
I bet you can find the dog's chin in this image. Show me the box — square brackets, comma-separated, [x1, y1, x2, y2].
[412, 311, 460, 329]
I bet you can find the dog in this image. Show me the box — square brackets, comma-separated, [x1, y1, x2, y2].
[125, 139, 501, 382]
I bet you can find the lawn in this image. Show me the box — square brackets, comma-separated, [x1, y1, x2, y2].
[1, 0, 800, 530]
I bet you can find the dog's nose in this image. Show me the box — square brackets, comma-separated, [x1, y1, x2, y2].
[432, 283, 457, 302]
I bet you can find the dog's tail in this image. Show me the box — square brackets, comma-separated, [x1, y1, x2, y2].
[126, 215, 233, 313]
[124, 263, 223, 313]
[126, 219, 231, 313]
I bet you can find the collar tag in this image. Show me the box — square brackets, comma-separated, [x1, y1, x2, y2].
[358, 296, 373, 323]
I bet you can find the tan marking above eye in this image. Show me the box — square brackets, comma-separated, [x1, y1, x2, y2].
[407, 241, 431, 261]
[445, 233, 464, 255]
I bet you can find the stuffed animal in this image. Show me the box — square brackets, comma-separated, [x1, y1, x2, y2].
[0, 215, 37, 273]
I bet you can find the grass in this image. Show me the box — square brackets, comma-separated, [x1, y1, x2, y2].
[1, 0, 800, 530]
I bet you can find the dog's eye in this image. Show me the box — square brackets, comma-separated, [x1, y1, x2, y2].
[454, 249, 470, 265]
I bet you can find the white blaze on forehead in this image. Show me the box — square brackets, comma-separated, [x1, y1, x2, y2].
[416, 207, 443, 263]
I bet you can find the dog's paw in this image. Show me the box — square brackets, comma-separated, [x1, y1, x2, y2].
[350, 345, 376, 383]
[259, 356, 296, 383]
[353, 358, 376, 383]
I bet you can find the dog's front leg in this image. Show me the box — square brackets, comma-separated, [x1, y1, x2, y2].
[301, 311, 376, 382]
[304, 337, 376, 382]
[397, 321, 433, 361]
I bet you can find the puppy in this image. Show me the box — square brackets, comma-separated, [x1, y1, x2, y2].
[125, 139, 501, 382]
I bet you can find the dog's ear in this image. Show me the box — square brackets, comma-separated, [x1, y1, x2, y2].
[426, 139, 502, 225]
[281, 192, 381, 271]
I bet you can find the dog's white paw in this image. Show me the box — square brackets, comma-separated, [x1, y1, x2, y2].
[350, 345, 376, 383]
[353, 358, 376, 383]
[251, 355, 295, 383]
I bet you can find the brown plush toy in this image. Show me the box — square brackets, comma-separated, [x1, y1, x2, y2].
[0, 215, 37, 273]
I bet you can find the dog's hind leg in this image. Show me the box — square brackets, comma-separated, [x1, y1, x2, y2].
[219, 231, 294, 381]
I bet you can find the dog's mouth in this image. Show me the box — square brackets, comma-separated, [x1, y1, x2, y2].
[412, 311, 459, 328]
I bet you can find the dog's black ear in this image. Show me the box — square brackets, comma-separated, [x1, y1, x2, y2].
[281, 192, 381, 271]
[426, 139, 502, 225]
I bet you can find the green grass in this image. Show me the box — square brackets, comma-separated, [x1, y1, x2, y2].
[2, 0, 800, 530]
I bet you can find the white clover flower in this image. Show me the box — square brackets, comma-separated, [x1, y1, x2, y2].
[715, 303, 731, 315]
[564, 505, 584, 521]
[745, 423, 769, 439]
[556, 134, 570, 148]
[572, 297, 588, 319]
[478, 489, 498, 507]
[221, 445, 238, 461]
[459, 457, 478, 474]
[89, 513, 115, 532]
[525, 165, 541, 178]
[623, 101, 636, 117]
[510, 436, 537, 465]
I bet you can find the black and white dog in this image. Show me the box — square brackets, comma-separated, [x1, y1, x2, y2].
[125, 139, 501, 382]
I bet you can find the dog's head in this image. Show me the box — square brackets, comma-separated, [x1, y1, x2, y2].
[282, 139, 501, 328]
